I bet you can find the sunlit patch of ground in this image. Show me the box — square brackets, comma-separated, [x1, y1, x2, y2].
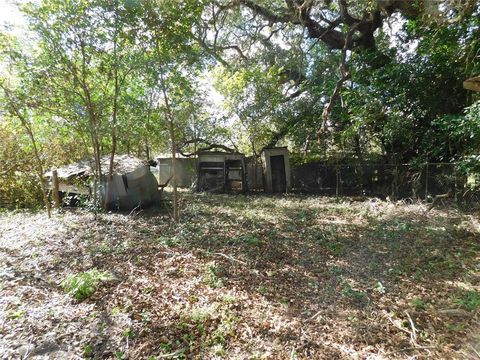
[0, 193, 479, 359]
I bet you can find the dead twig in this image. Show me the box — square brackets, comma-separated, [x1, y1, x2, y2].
[404, 311, 418, 345]
[387, 316, 411, 335]
[214, 252, 248, 266]
[427, 189, 452, 211]
[384, 345, 436, 355]
[128, 204, 143, 217]
[158, 349, 186, 358]
[310, 310, 322, 320]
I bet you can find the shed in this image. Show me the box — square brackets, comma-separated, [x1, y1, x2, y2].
[261, 147, 291, 193]
[45, 154, 160, 210]
[156, 153, 197, 188]
[197, 151, 247, 193]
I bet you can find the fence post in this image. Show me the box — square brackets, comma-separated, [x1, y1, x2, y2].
[393, 164, 398, 200]
[335, 166, 339, 197]
[453, 164, 458, 202]
[425, 163, 429, 200]
[52, 169, 61, 209]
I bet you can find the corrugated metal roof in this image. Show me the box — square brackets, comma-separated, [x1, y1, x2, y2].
[45, 155, 146, 179]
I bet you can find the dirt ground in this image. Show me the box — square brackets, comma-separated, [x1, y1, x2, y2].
[1, 193, 479, 359]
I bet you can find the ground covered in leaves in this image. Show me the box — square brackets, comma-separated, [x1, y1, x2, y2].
[1, 193, 479, 359]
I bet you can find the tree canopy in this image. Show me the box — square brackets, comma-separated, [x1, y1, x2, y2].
[0, 0, 479, 207]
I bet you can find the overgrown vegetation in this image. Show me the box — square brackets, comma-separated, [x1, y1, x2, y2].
[1, 193, 479, 358]
[0, 1, 479, 358]
[0, 1, 479, 210]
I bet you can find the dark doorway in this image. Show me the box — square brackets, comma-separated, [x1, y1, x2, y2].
[270, 155, 286, 192]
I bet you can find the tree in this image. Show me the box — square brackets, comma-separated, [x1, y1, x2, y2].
[128, 0, 205, 221]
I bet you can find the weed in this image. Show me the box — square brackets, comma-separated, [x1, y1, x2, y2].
[329, 265, 344, 276]
[83, 344, 93, 358]
[411, 297, 427, 311]
[374, 281, 386, 294]
[143, 285, 155, 294]
[179, 302, 238, 351]
[91, 242, 114, 255]
[62, 268, 110, 301]
[141, 310, 151, 322]
[8, 309, 25, 320]
[454, 290, 480, 311]
[124, 328, 135, 338]
[447, 322, 466, 332]
[231, 233, 260, 246]
[210, 343, 227, 356]
[111, 306, 121, 315]
[220, 294, 239, 304]
[325, 242, 343, 256]
[341, 282, 367, 305]
[203, 262, 224, 289]
[155, 236, 176, 247]
[210, 314, 237, 345]
[159, 342, 173, 353]
[258, 286, 268, 295]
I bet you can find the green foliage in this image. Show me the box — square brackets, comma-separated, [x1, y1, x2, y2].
[454, 290, 480, 311]
[203, 261, 224, 289]
[325, 241, 343, 256]
[62, 269, 110, 301]
[411, 297, 427, 311]
[341, 282, 367, 305]
[1, 0, 480, 209]
[115, 351, 126, 359]
[83, 344, 93, 358]
[7, 308, 25, 320]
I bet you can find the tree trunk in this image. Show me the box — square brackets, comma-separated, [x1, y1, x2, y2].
[52, 170, 61, 208]
[158, 66, 179, 221]
[319, 24, 358, 136]
[108, 5, 120, 179]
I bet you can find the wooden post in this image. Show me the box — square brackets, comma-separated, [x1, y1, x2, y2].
[336, 165, 339, 197]
[425, 163, 429, 200]
[241, 157, 248, 193]
[453, 164, 458, 202]
[52, 169, 61, 209]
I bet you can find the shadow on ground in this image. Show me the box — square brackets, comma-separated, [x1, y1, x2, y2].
[1, 193, 479, 359]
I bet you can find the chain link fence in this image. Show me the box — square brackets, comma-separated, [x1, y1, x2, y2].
[292, 162, 480, 203]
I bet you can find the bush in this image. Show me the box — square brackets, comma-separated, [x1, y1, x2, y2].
[62, 269, 110, 301]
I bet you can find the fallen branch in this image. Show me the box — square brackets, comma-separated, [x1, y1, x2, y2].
[159, 174, 173, 189]
[158, 349, 187, 358]
[404, 311, 418, 345]
[310, 310, 322, 320]
[214, 252, 248, 266]
[387, 316, 411, 335]
[427, 189, 452, 211]
[128, 204, 142, 217]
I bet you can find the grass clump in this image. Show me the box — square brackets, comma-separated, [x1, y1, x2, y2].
[455, 290, 480, 311]
[62, 268, 110, 301]
[411, 297, 427, 311]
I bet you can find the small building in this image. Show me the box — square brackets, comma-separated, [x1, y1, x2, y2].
[261, 147, 291, 193]
[156, 154, 197, 188]
[45, 154, 160, 210]
[197, 151, 247, 193]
